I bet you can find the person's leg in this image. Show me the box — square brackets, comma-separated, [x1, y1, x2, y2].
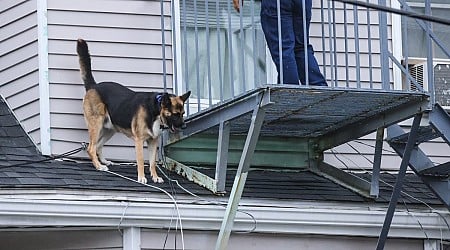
[293, 0, 327, 86]
[261, 0, 299, 84]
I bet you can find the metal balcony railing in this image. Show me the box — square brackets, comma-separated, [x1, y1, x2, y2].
[159, 0, 450, 114]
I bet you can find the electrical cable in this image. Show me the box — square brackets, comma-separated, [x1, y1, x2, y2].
[402, 200, 430, 241]
[3, 142, 186, 248]
[104, 169, 185, 250]
[117, 201, 130, 236]
[2, 143, 87, 169]
[352, 140, 442, 166]
[353, 140, 397, 155]
[330, 145, 450, 237]
[160, 142, 180, 250]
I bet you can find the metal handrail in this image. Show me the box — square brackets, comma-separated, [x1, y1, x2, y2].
[162, 0, 450, 114]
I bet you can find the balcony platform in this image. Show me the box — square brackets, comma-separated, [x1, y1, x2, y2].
[165, 85, 431, 250]
[166, 85, 430, 193]
[185, 85, 428, 139]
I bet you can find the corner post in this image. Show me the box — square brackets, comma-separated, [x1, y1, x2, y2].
[215, 104, 266, 250]
[215, 121, 231, 193]
[123, 227, 141, 250]
[376, 113, 422, 249]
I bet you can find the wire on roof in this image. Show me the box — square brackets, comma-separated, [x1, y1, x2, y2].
[330, 144, 450, 236]
[105, 169, 185, 250]
[1, 143, 87, 169]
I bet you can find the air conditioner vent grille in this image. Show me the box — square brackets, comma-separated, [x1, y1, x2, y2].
[408, 63, 425, 91]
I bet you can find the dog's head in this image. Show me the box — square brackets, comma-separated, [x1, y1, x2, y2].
[159, 91, 191, 133]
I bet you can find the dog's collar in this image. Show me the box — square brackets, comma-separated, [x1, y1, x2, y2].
[156, 94, 163, 107]
[156, 94, 169, 130]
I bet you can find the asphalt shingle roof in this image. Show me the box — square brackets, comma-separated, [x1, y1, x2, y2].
[0, 96, 442, 206]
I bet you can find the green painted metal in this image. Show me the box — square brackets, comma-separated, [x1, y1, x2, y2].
[166, 134, 312, 168]
[311, 162, 371, 198]
[164, 157, 218, 193]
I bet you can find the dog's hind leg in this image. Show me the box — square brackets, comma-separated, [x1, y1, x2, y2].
[86, 118, 109, 171]
[96, 128, 115, 166]
[83, 91, 109, 171]
[148, 138, 163, 183]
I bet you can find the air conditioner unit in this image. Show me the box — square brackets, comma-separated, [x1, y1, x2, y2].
[407, 62, 428, 91]
[406, 60, 450, 109]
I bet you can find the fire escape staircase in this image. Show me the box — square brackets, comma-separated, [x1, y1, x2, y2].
[375, 103, 450, 249]
[386, 103, 450, 209]
[161, 85, 443, 249]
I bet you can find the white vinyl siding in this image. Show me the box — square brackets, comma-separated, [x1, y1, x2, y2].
[0, 228, 423, 250]
[1, 0, 448, 172]
[0, 0, 40, 146]
[45, 0, 172, 159]
[312, 0, 390, 88]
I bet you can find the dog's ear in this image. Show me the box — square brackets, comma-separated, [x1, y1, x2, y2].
[180, 91, 191, 103]
[161, 93, 171, 108]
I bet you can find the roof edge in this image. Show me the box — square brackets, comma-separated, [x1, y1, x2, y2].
[0, 195, 448, 240]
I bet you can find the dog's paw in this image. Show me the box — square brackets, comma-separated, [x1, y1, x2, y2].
[101, 159, 114, 166]
[138, 176, 148, 184]
[152, 176, 164, 183]
[96, 165, 109, 171]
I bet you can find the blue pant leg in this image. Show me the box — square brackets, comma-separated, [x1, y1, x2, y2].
[261, 0, 299, 84]
[293, 0, 327, 86]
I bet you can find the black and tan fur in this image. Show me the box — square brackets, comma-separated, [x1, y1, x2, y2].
[77, 39, 190, 184]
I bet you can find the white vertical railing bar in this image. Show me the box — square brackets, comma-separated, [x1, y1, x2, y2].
[205, 0, 213, 106]
[172, 0, 182, 96]
[320, 0, 327, 81]
[181, 0, 190, 115]
[193, 0, 201, 112]
[354, 3, 362, 89]
[216, 0, 224, 102]
[302, 0, 309, 86]
[401, 3, 410, 90]
[331, 0, 338, 87]
[238, 0, 246, 92]
[343, 2, 350, 88]
[425, 0, 435, 104]
[276, 0, 283, 84]
[160, 0, 168, 91]
[251, 0, 258, 87]
[227, 0, 235, 97]
[327, 0, 335, 86]
[367, 0, 374, 89]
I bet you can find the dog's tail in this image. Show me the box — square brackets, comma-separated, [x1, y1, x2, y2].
[76, 39, 96, 90]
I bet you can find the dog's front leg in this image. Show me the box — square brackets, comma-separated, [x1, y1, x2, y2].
[134, 139, 147, 184]
[148, 138, 163, 183]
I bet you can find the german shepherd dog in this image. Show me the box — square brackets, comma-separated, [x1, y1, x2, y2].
[77, 39, 190, 184]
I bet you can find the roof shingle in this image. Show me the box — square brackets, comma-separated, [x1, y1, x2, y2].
[0, 96, 442, 206]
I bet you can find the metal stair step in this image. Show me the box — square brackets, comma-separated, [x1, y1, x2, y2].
[419, 161, 450, 176]
[387, 123, 450, 208]
[387, 125, 440, 144]
[429, 103, 450, 144]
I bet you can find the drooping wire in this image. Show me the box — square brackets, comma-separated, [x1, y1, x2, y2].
[330, 143, 450, 236]
[2, 143, 87, 169]
[159, 136, 180, 250]
[104, 169, 185, 250]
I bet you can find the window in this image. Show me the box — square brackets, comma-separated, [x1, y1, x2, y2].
[178, 0, 268, 112]
[403, 0, 450, 59]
